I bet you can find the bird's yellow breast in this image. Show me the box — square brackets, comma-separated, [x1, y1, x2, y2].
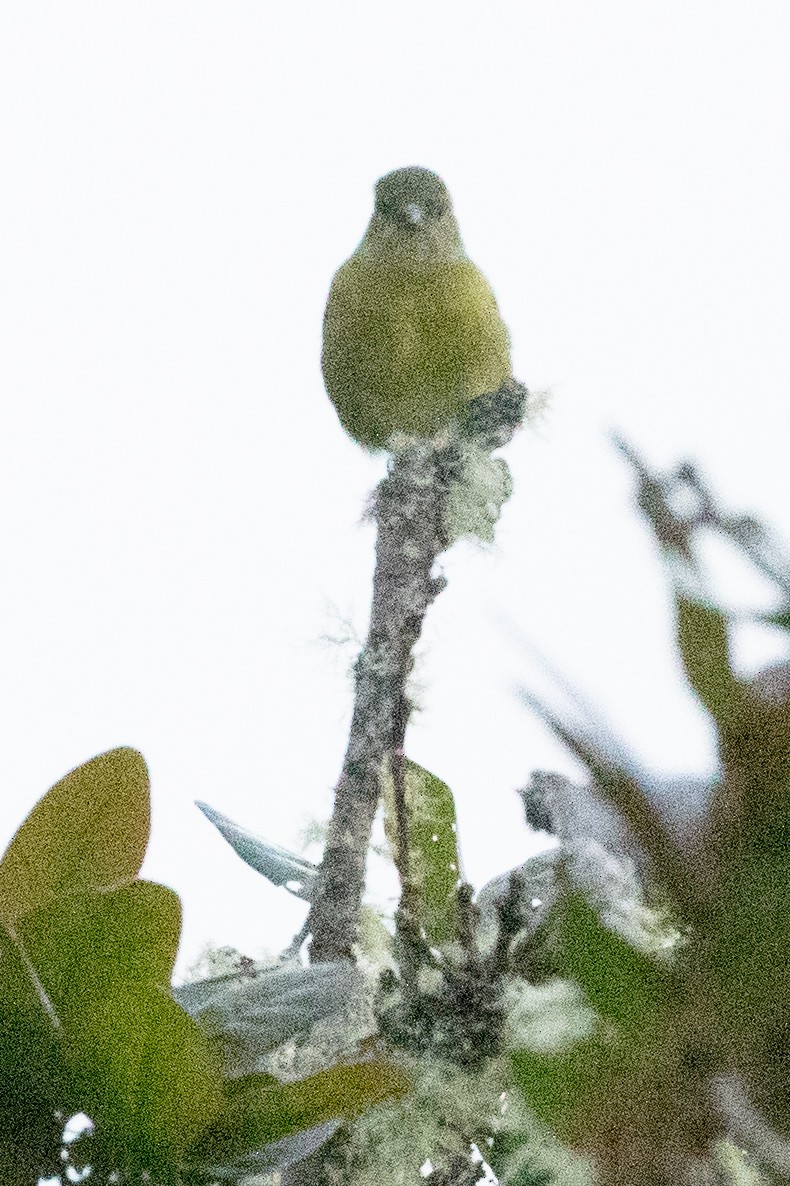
[322, 256, 511, 450]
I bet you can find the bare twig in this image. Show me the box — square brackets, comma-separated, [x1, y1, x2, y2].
[390, 690, 413, 896]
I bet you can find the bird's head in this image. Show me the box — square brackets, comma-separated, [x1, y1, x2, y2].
[357, 166, 466, 269]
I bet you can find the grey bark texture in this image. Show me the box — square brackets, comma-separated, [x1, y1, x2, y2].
[307, 381, 527, 964]
[306, 438, 454, 962]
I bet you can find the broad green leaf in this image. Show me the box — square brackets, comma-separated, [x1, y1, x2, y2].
[277, 1061, 411, 1137]
[675, 595, 743, 726]
[3, 882, 189, 1166]
[197, 1119, 340, 1180]
[0, 748, 150, 926]
[512, 1034, 617, 1140]
[196, 801, 318, 901]
[705, 853, 790, 1020]
[0, 924, 67, 1121]
[559, 891, 671, 1037]
[381, 759, 461, 945]
[68, 984, 223, 1170]
[192, 1061, 411, 1164]
[18, 880, 181, 1007]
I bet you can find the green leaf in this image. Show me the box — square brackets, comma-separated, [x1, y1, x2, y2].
[18, 880, 181, 1007]
[512, 1034, 616, 1139]
[69, 985, 224, 1169]
[675, 595, 743, 726]
[276, 1060, 412, 1131]
[193, 1061, 411, 1164]
[2, 880, 184, 1154]
[0, 748, 150, 926]
[559, 891, 671, 1037]
[381, 759, 461, 945]
[0, 924, 67, 1121]
[197, 1120, 341, 1180]
[705, 852, 790, 1021]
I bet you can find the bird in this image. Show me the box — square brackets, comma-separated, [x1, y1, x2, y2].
[321, 166, 512, 451]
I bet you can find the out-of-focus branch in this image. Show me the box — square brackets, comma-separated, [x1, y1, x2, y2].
[515, 685, 696, 917]
[710, 1074, 790, 1183]
[613, 433, 790, 598]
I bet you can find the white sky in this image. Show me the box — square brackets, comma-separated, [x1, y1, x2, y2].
[1, 2, 789, 977]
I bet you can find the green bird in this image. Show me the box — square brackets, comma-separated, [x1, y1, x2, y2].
[322, 167, 512, 451]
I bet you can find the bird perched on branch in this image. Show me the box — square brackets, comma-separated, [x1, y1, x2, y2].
[322, 166, 512, 450]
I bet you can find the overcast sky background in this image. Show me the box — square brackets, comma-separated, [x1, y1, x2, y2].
[2, 2, 789, 978]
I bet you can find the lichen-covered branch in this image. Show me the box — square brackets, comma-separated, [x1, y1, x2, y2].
[307, 381, 527, 964]
[306, 439, 454, 963]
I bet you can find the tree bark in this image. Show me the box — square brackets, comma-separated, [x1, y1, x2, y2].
[306, 439, 455, 963]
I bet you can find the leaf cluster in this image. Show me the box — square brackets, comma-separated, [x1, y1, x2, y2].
[0, 750, 408, 1185]
[510, 445, 790, 1185]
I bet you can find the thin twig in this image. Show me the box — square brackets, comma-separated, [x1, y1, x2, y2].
[390, 690, 413, 894]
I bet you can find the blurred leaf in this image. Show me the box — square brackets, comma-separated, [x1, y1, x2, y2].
[475, 851, 558, 958]
[706, 853, 790, 1021]
[192, 1060, 411, 1164]
[759, 607, 790, 633]
[613, 434, 696, 562]
[516, 688, 690, 911]
[196, 800, 318, 901]
[512, 1034, 617, 1140]
[717, 703, 790, 860]
[0, 748, 149, 926]
[486, 1127, 557, 1186]
[675, 595, 744, 726]
[196, 1119, 340, 1180]
[559, 891, 671, 1037]
[19, 881, 181, 1007]
[69, 984, 223, 1170]
[381, 759, 461, 945]
[175, 961, 362, 1076]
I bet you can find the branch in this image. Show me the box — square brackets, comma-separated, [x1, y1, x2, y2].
[307, 381, 528, 963]
[613, 433, 790, 598]
[306, 439, 453, 962]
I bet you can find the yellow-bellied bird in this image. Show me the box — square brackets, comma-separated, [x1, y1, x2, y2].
[322, 167, 512, 450]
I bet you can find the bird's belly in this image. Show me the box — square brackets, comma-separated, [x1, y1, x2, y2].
[323, 262, 510, 447]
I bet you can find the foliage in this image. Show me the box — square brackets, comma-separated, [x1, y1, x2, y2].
[510, 447, 790, 1185]
[5, 446, 789, 1186]
[0, 750, 409, 1184]
[380, 758, 463, 948]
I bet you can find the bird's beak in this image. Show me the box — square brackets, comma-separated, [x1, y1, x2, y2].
[402, 202, 424, 228]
